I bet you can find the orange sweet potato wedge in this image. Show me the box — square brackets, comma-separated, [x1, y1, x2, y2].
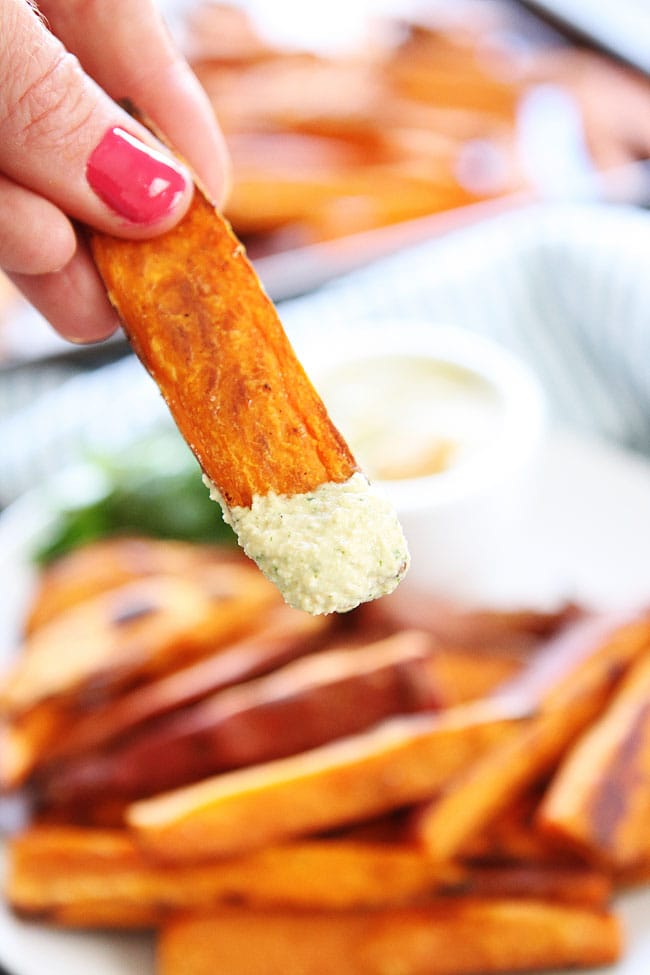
[1, 603, 328, 791]
[127, 698, 524, 862]
[90, 186, 408, 615]
[23, 536, 234, 635]
[408, 610, 650, 860]
[91, 190, 356, 509]
[38, 630, 439, 805]
[6, 826, 460, 926]
[158, 901, 622, 975]
[28, 604, 330, 773]
[538, 651, 650, 869]
[0, 562, 278, 717]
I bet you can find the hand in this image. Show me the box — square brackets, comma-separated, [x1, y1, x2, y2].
[0, 0, 230, 342]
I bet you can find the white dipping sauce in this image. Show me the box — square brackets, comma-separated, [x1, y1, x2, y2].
[316, 355, 506, 482]
[204, 473, 409, 616]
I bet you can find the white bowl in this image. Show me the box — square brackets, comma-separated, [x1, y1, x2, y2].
[295, 320, 547, 603]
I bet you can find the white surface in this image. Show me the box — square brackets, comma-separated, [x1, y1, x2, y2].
[1, 429, 650, 974]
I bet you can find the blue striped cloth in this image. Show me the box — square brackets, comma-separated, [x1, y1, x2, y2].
[1, 201, 650, 506]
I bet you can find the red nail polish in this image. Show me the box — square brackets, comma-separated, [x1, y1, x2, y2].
[86, 127, 187, 224]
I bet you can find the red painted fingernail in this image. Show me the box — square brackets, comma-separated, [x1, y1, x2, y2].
[86, 127, 188, 224]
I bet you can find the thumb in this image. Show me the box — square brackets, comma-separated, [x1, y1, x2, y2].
[0, 0, 194, 237]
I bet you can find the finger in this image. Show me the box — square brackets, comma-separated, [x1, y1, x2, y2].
[9, 243, 121, 344]
[39, 0, 231, 205]
[0, 172, 76, 275]
[0, 0, 194, 237]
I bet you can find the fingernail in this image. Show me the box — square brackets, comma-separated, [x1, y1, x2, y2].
[86, 127, 188, 224]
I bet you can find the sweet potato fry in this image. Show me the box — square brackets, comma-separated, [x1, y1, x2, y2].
[409, 707, 598, 862]
[91, 183, 408, 615]
[39, 630, 440, 804]
[91, 189, 356, 509]
[23, 536, 232, 635]
[127, 699, 524, 862]
[6, 826, 461, 926]
[1, 604, 328, 790]
[538, 651, 650, 869]
[0, 563, 278, 716]
[158, 901, 622, 975]
[226, 165, 477, 243]
[409, 610, 650, 860]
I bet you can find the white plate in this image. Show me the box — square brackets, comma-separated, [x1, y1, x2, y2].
[1, 429, 650, 975]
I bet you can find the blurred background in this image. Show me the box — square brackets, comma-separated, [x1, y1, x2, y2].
[3, 0, 650, 363]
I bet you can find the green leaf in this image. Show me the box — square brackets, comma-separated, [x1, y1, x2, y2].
[34, 429, 236, 564]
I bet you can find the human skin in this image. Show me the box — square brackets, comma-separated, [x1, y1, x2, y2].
[0, 0, 230, 341]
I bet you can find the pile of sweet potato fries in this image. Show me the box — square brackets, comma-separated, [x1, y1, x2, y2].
[186, 3, 650, 256]
[2, 535, 650, 973]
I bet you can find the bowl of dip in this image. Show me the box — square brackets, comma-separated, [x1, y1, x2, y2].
[296, 320, 547, 603]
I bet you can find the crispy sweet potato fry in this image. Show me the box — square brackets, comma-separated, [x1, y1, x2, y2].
[127, 699, 524, 862]
[538, 651, 650, 869]
[90, 191, 357, 510]
[158, 901, 622, 975]
[39, 631, 440, 804]
[0, 564, 278, 716]
[7, 826, 462, 925]
[90, 183, 409, 616]
[409, 610, 650, 860]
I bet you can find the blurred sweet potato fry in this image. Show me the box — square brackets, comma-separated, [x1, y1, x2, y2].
[7, 826, 462, 925]
[23, 537, 233, 635]
[0, 563, 278, 716]
[226, 165, 477, 243]
[458, 785, 573, 866]
[409, 610, 650, 859]
[386, 36, 522, 120]
[356, 586, 582, 654]
[38, 631, 440, 805]
[1, 704, 66, 790]
[420, 646, 522, 707]
[13, 604, 329, 784]
[158, 900, 622, 975]
[538, 651, 650, 869]
[127, 699, 524, 862]
[409, 708, 596, 862]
